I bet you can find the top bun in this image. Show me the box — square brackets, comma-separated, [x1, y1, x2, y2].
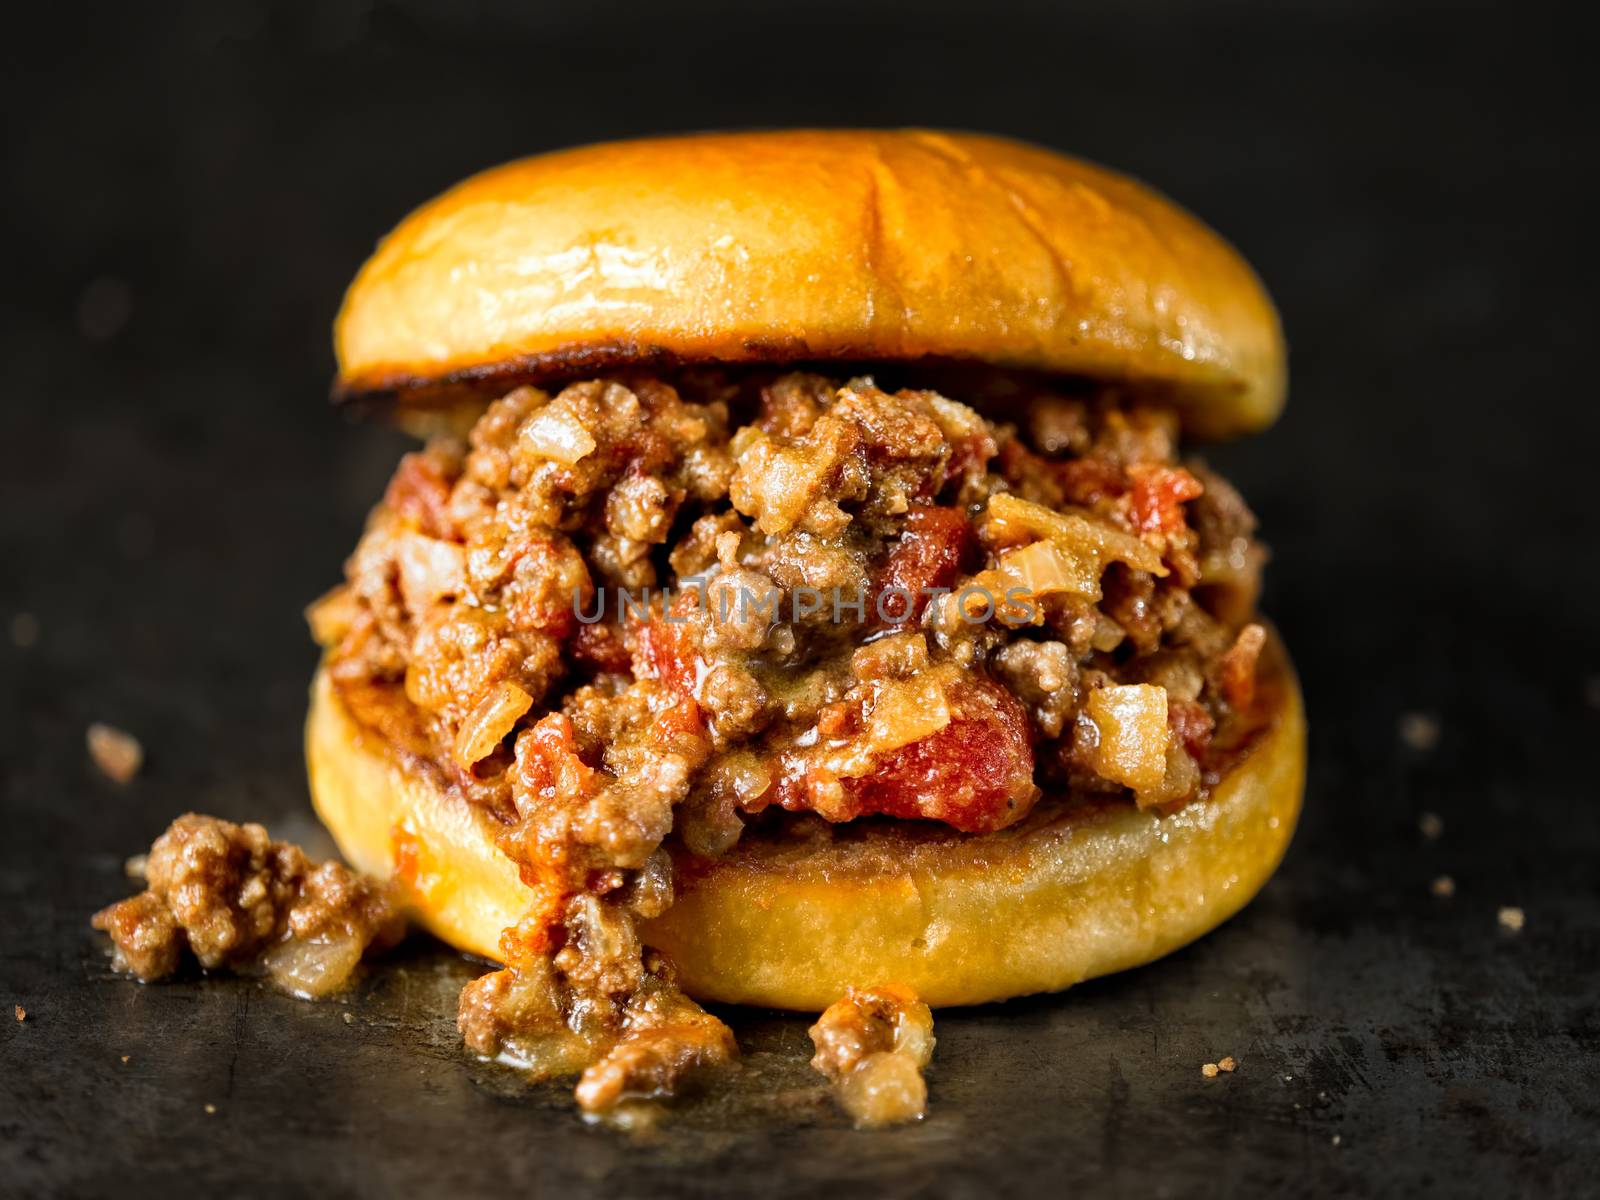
[335, 130, 1286, 438]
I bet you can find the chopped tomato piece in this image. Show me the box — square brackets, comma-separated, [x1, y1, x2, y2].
[635, 611, 701, 698]
[815, 699, 860, 742]
[498, 719, 597, 957]
[1128, 464, 1204, 536]
[844, 678, 1036, 833]
[945, 428, 998, 486]
[1217, 623, 1267, 711]
[1167, 696, 1216, 758]
[514, 713, 598, 808]
[871, 506, 974, 626]
[652, 695, 708, 744]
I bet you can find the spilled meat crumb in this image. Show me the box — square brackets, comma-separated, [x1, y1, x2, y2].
[1217, 1055, 1237, 1072]
[91, 813, 403, 997]
[572, 981, 739, 1114]
[1201, 1062, 1219, 1078]
[1398, 711, 1440, 752]
[809, 984, 935, 1127]
[13, 1004, 25, 1022]
[87, 723, 144, 783]
[1498, 906, 1525, 932]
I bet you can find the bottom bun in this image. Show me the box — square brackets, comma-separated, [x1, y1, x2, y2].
[307, 633, 1304, 1010]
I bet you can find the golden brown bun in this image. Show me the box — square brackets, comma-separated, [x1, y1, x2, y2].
[335, 130, 1285, 439]
[306, 634, 1304, 1010]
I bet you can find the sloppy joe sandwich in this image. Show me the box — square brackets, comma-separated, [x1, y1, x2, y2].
[100, 130, 1303, 1122]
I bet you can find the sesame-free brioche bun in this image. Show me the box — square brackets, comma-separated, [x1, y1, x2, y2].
[306, 630, 1303, 1011]
[334, 130, 1285, 439]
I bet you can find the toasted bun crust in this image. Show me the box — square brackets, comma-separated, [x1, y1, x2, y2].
[335, 130, 1285, 438]
[306, 635, 1304, 1010]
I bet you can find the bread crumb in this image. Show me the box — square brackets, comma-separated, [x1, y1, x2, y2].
[1399, 711, 1441, 752]
[1431, 875, 1456, 898]
[342, 1011, 355, 1025]
[1218, 1056, 1237, 1073]
[87, 723, 144, 784]
[1418, 812, 1444, 841]
[120, 1055, 130, 1064]
[1201, 1062, 1219, 1078]
[13, 1004, 25, 1022]
[9, 612, 39, 648]
[1498, 906, 1525, 932]
[204, 1104, 217, 1115]
[1332, 1134, 1342, 1147]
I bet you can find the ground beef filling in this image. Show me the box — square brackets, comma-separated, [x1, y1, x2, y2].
[310, 369, 1268, 1111]
[93, 814, 403, 997]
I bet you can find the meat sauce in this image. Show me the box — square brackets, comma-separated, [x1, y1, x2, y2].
[305, 369, 1268, 1114]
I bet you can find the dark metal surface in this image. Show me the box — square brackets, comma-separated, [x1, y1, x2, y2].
[3, 2, 1596, 1195]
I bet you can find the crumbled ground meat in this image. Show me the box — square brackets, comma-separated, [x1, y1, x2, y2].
[309, 368, 1270, 1110]
[573, 970, 738, 1113]
[92, 814, 403, 998]
[809, 984, 936, 1127]
[459, 923, 736, 1116]
[86, 722, 144, 783]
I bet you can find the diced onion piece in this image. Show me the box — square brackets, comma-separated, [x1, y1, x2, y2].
[453, 681, 535, 771]
[395, 531, 468, 613]
[982, 493, 1166, 577]
[996, 539, 1101, 599]
[865, 676, 952, 755]
[1084, 684, 1171, 797]
[1198, 538, 1264, 627]
[836, 1051, 929, 1128]
[726, 753, 774, 805]
[260, 934, 366, 1000]
[521, 406, 598, 465]
[1199, 536, 1257, 587]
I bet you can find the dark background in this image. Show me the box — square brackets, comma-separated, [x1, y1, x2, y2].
[3, 1, 1596, 1196]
